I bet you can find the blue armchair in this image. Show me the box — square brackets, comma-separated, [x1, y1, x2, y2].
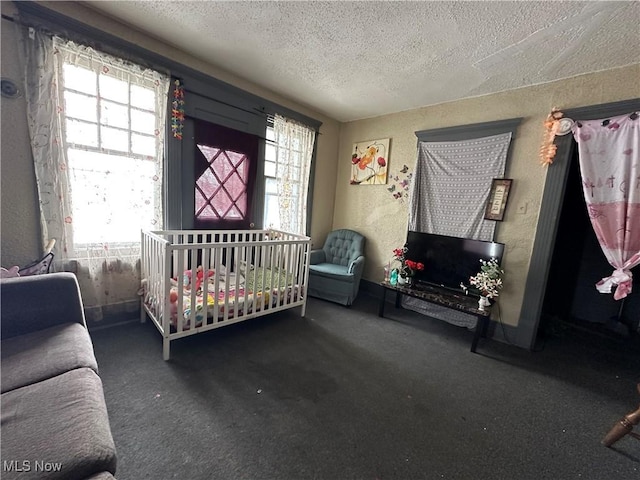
[308, 229, 366, 306]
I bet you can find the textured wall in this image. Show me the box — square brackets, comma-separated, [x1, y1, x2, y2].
[1, 2, 42, 267]
[336, 65, 640, 327]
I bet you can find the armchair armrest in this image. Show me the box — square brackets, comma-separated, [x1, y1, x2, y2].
[1, 273, 87, 339]
[348, 255, 365, 277]
[309, 249, 326, 265]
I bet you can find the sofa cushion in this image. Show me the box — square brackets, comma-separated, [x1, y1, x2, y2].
[1, 322, 98, 393]
[1, 368, 117, 480]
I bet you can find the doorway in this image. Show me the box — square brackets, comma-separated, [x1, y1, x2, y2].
[539, 145, 639, 342]
[519, 98, 640, 350]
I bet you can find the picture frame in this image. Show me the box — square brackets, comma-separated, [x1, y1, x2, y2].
[350, 138, 390, 185]
[484, 178, 513, 221]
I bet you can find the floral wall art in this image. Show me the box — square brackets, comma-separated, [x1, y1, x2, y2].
[350, 138, 390, 185]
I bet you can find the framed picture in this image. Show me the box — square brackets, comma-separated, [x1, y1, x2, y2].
[350, 138, 390, 185]
[484, 178, 513, 221]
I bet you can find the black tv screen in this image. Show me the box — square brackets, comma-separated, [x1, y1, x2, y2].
[404, 231, 505, 294]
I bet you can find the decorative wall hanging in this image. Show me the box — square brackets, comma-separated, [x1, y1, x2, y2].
[387, 164, 412, 202]
[171, 79, 185, 140]
[411, 133, 512, 240]
[484, 178, 513, 221]
[350, 137, 390, 185]
[539, 107, 570, 166]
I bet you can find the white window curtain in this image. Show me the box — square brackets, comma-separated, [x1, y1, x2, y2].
[22, 30, 169, 321]
[272, 114, 315, 235]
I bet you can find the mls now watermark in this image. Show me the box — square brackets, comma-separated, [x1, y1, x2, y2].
[3, 460, 63, 473]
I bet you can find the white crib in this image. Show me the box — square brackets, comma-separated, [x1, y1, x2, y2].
[140, 229, 311, 360]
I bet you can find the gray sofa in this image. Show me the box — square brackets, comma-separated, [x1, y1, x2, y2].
[1, 273, 117, 480]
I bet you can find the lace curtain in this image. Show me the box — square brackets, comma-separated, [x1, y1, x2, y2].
[572, 112, 640, 300]
[273, 114, 315, 235]
[22, 30, 169, 321]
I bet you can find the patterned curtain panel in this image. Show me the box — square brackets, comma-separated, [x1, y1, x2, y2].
[409, 132, 512, 241]
[22, 30, 169, 321]
[572, 112, 640, 300]
[404, 132, 512, 328]
[273, 114, 315, 235]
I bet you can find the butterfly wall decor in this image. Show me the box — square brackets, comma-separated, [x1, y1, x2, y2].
[388, 165, 412, 203]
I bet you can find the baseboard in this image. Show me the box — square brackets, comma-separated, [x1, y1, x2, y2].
[360, 279, 524, 350]
[85, 300, 140, 330]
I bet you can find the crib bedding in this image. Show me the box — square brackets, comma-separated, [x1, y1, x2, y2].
[145, 277, 300, 331]
[243, 265, 295, 293]
[175, 287, 268, 330]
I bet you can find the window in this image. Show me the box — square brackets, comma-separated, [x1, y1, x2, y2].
[24, 33, 169, 313]
[265, 115, 316, 234]
[195, 145, 249, 221]
[263, 119, 280, 229]
[59, 58, 165, 245]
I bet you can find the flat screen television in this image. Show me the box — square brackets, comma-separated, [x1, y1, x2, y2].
[404, 231, 505, 295]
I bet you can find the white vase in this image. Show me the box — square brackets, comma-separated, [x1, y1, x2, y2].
[478, 295, 490, 312]
[398, 275, 407, 286]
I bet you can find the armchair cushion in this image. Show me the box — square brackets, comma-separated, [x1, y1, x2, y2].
[308, 263, 352, 280]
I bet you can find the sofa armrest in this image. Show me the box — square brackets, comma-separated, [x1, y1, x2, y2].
[1, 273, 87, 339]
[309, 249, 326, 265]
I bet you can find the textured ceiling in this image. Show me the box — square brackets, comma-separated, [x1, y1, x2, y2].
[84, 1, 640, 122]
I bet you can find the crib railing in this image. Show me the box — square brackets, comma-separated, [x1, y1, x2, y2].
[140, 229, 311, 359]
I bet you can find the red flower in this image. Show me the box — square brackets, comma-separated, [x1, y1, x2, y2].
[405, 260, 424, 271]
[377, 157, 386, 167]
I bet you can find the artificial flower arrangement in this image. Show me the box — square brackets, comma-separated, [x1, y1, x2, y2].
[461, 257, 504, 299]
[393, 246, 425, 279]
[540, 107, 565, 166]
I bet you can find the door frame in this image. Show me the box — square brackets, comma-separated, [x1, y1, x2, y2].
[517, 98, 640, 350]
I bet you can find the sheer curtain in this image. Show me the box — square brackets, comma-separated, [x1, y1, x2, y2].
[273, 114, 315, 235]
[22, 29, 169, 321]
[572, 111, 640, 300]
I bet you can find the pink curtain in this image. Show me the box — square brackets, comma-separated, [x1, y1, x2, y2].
[572, 112, 640, 300]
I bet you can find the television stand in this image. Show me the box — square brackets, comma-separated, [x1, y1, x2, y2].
[378, 281, 491, 353]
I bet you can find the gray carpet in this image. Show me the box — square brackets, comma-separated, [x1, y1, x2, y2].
[89, 294, 640, 480]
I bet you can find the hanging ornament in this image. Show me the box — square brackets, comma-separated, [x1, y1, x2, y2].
[171, 79, 185, 140]
[539, 107, 565, 166]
